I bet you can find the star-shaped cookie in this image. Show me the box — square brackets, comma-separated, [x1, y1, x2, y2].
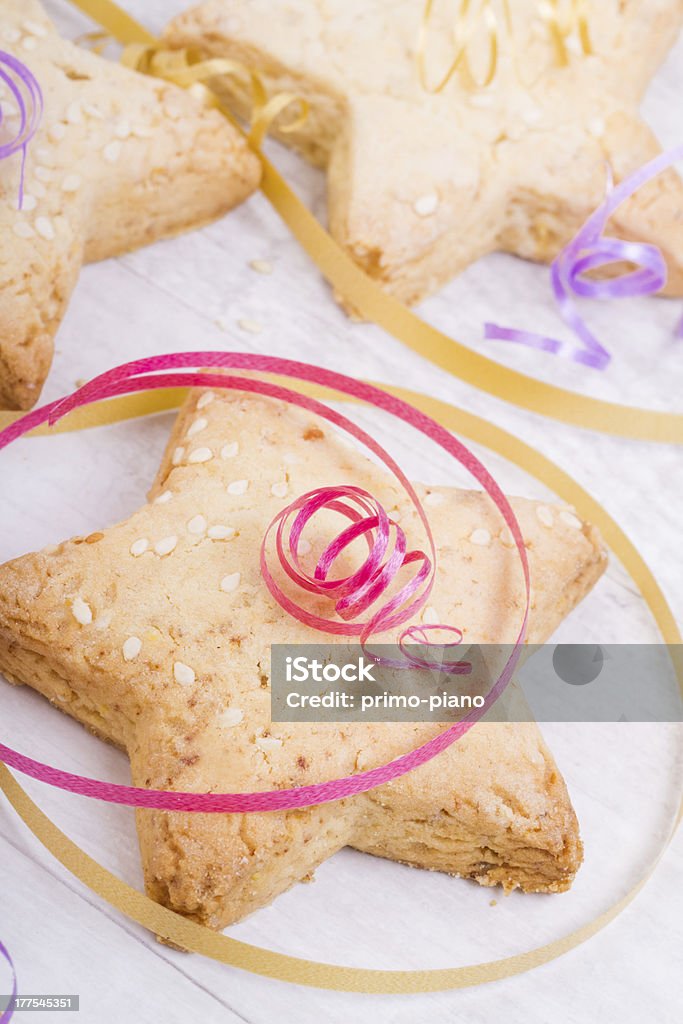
[0, 1, 260, 410]
[0, 387, 606, 929]
[166, 0, 683, 307]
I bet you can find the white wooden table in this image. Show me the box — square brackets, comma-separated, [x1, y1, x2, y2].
[1, 2, 682, 1021]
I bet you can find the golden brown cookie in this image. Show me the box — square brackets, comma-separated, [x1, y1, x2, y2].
[165, 0, 683, 308]
[0, 0, 260, 410]
[0, 389, 607, 929]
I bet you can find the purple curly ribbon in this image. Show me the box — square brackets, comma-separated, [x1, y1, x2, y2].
[486, 144, 683, 369]
[0, 50, 43, 209]
[0, 942, 16, 1024]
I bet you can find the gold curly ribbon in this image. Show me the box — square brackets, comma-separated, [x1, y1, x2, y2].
[539, 0, 592, 66]
[0, 381, 681, 993]
[417, 0, 591, 94]
[60, 0, 682, 443]
[417, 0, 501, 92]
[119, 43, 309, 150]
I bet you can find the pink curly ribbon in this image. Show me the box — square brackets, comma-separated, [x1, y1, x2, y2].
[0, 942, 16, 1024]
[486, 144, 683, 368]
[262, 484, 471, 673]
[0, 353, 529, 813]
[0, 51, 43, 209]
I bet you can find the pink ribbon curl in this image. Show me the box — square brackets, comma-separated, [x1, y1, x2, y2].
[0, 352, 529, 814]
[486, 144, 683, 368]
[262, 483, 471, 673]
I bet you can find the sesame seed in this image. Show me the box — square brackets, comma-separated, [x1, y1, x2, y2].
[499, 527, 515, 548]
[62, 174, 82, 192]
[154, 490, 173, 505]
[34, 165, 52, 182]
[220, 707, 243, 727]
[298, 538, 312, 556]
[196, 391, 215, 409]
[48, 123, 66, 142]
[13, 221, 34, 238]
[522, 106, 542, 125]
[103, 140, 122, 163]
[20, 194, 37, 211]
[66, 101, 82, 124]
[3, 28, 20, 43]
[173, 661, 195, 686]
[424, 492, 445, 507]
[114, 120, 131, 139]
[249, 259, 273, 274]
[172, 446, 185, 466]
[132, 124, 153, 138]
[256, 735, 283, 752]
[35, 147, 54, 166]
[227, 479, 248, 495]
[122, 636, 142, 661]
[588, 117, 605, 138]
[208, 525, 235, 541]
[560, 510, 582, 529]
[536, 505, 554, 528]
[413, 193, 439, 216]
[83, 103, 105, 119]
[155, 535, 178, 556]
[271, 482, 288, 499]
[187, 416, 208, 438]
[470, 528, 491, 546]
[187, 514, 207, 535]
[164, 103, 182, 120]
[35, 216, 55, 241]
[237, 318, 262, 334]
[130, 538, 149, 557]
[21, 36, 37, 51]
[220, 442, 239, 459]
[220, 572, 241, 593]
[188, 447, 213, 464]
[23, 20, 47, 37]
[71, 597, 93, 625]
[422, 606, 440, 624]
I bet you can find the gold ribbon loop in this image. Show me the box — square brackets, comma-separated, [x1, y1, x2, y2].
[539, 0, 592, 66]
[119, 41, 310, 157]
[418, 0, 500, 93]
[418, 0, 591, 94]
[248, 91, 310, 149]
